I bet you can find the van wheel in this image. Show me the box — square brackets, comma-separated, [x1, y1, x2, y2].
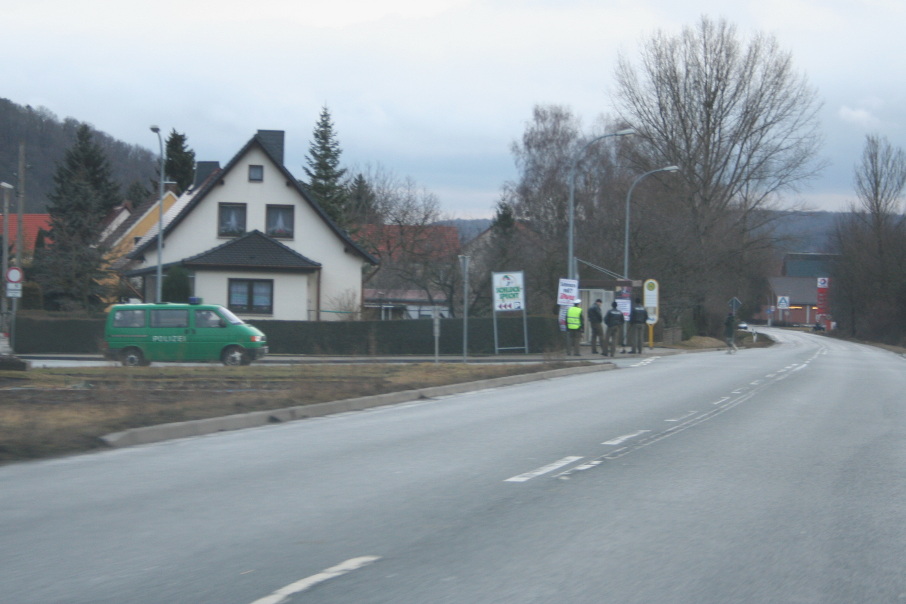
[222, 345, 249, 366]
[121, 348, 147, 367]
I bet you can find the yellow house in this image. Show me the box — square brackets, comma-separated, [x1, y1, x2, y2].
[99, 188, 180, 302]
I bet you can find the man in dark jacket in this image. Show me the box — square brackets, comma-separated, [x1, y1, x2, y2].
[588, 299, 604, 354]
[603, 301, 625, 357]
[629, 298, 649, 354]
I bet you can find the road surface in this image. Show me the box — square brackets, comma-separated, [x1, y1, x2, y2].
[1, 328, 904, 603]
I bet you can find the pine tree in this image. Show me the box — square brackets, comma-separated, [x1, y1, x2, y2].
[31, 124, 115, 310]
[165, 129, 196, 193]
[303, 106, 348, 226]
[346, 172, 381, 225]
[55, 123, 122, 214]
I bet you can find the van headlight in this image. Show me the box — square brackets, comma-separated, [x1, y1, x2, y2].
[250, 335, 265, 342]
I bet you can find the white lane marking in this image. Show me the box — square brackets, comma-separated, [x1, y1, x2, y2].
[602, 430, 651, 445]
[505, 456, 583, 482]
[250, 556, 381, 604]
[665, 411, 697, 422]
[712, 397, 730, 405]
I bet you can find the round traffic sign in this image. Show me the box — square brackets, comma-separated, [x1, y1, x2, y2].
[6, 266, 23, 283]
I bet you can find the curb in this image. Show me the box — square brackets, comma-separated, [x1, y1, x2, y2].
[100, 363, 614, 448]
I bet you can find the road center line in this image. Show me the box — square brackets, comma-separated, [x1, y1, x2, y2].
[665, 411, 697, 422]
[602, 430, 651, 445]
[250, 556, 381, 604]
[505, 456, 583, 482]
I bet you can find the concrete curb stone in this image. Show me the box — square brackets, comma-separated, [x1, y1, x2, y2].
[100, 363, 614, 448]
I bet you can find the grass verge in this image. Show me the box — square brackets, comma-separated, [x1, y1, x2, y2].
[0, 361, 580, 464]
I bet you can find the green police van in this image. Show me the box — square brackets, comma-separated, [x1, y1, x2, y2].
[103, 300, 268, 366]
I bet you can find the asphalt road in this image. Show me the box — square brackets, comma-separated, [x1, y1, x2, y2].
[2, 328, 904, 603]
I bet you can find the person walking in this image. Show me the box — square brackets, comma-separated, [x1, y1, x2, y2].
[603, 301, 625, 357]
[566, 302, 584, 356]
[724, 312, 739, 354]
[629, 298, 649, 354]
[588, 299, 605, 354]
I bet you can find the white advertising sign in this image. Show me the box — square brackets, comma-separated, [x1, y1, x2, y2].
[557, 278, 579, 306]
[492, 272, 525, 311]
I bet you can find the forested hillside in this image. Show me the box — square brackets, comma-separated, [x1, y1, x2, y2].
[0, 98, 157, 212]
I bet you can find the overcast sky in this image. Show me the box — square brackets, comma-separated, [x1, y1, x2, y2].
[4, 0, 904, 218]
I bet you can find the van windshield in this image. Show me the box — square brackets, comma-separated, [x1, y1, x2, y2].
[218, 308, 245, 325]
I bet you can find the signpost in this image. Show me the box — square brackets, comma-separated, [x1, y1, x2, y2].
[643, 279, 659, 349]
[816, 277, 829, 329]
[492, 272, 529, 354]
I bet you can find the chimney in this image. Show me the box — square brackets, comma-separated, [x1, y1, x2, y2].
[193, 161, 221, 189]
[256, 130, 285, 166]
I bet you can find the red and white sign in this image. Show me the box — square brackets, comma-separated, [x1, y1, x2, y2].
[816, 277, 829, 317]
[557, 278, 579, 306]
[5, 266, 23, 283]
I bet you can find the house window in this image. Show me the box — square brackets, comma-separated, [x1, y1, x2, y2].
[228, 279, 273, 314]
[266, 205, 294, 238]
[218, 203, 246, 237]
[248, 165, 264, 182]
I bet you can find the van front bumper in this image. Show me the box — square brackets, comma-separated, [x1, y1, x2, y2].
[249, 346, 268, 360]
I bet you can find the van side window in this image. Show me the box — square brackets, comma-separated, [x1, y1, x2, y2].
[113, 309, 145, 328]
[150, 309, 189, 328]
[195, 310, 222, 328]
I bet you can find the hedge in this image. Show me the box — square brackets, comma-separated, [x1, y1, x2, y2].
[13, 314, 565, 356]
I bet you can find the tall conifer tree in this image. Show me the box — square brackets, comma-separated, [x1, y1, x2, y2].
[31, 124, 116, 309]
[303, 106, 348, 226]
[165, 129, 196, 193]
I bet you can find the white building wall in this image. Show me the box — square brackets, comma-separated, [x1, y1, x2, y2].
[192, 270, 311, 322]
[139, 145, 368, 321]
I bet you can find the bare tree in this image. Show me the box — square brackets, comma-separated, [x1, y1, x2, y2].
[831, 134, 906, 341]
[350, 166, 462, 317]
[613, 16, 824, 332]
[500, 105, 632, 312]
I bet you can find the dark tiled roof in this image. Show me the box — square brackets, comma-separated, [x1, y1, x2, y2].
[130, 131, 377, 265]
[182, 230, 321, 271]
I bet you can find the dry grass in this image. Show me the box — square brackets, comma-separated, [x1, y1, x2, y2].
[0, 361, 577, 464]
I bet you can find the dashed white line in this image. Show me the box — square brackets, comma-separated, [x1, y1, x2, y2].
[505, 456, 584, 482]
[602, 430, 651, 445]
[665, 411, 698, 422]
[250, 556, 381, 604]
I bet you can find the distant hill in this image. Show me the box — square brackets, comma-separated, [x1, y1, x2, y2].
[0, 98, 157, 212]
[438, 218, 492, 242]
[768, 210, 843, 253]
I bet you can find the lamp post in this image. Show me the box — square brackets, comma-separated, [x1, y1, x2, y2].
[567, 128, 635, 280]
[1, 182, 13, 348]
[150, 126, 165, 303]
[623, 165, 679, 279]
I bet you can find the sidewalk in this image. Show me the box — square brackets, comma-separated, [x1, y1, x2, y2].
[18, 345, 680, 366]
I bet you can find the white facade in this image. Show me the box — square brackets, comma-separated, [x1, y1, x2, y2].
[131, 132, 375, 321]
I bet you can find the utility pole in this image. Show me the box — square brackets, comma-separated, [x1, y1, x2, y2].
[16, 143, 25, 267]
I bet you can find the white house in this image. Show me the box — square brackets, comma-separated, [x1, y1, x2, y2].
[126, 130, 377, 321]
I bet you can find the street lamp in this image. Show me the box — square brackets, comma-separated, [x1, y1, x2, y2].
[567, 128, 635, 280]
[1, 182, 14, 349]
[623, 165, 680, 279]
[150, 126, 165, 303]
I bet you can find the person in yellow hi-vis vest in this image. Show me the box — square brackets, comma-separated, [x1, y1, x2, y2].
[566, 302, 584, 356]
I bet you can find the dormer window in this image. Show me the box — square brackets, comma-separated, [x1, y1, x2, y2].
[266, 205, 294, 238]
[248, 165, 264, 182]
[218, 203, 246, 237]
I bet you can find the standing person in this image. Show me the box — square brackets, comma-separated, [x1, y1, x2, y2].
[588, 299, 605, 354]
[604, 301, 625, 357]
[566, 302, 584, 356]
[724, 312, 739, 354]
[629, 298, 649, 354]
